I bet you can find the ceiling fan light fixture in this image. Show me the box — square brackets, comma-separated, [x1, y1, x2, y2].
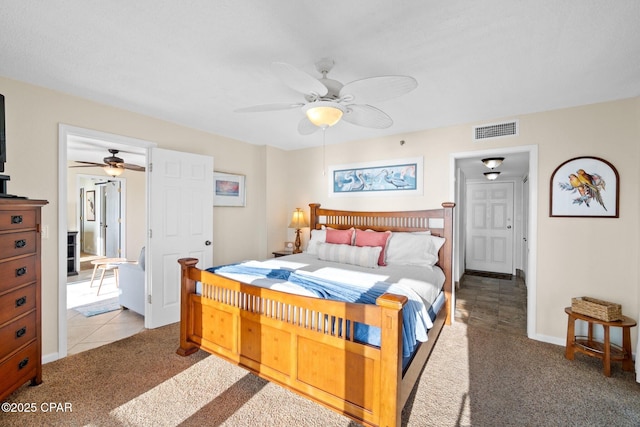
[481, 157, 505, 169]
[484, 171, 501, 181]
[303, 101, 345, 127]
[104, 165, 124, 177]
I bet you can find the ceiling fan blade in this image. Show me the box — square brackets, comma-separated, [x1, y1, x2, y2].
[343, 104, 393, 129]
[271, 62, 328, 97]
[69, 161, 106, 168]
[122, 163, 145, 172]
[340, 76, 417, 104]
[297, 117, 320, 135]
[235, 102, 304, 113]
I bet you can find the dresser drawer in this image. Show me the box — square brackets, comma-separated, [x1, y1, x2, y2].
[0, 231, 37, 259]
[0, 341, 38, 399]
[0, 210, 37, 232]
[0, 311, 36, 361]
[0, 255, 37, 294]
[0, 284, 36, 325]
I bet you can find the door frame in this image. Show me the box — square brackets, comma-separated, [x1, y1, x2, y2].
[101, 179, 124, 258]
[57, 124, 156, 361]
[450, 144, 538, 339]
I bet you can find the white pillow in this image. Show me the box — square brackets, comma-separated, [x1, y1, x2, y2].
[317, 242, 382, 269]
[306, 228, 326, 255]
[385, 232, 444, 268]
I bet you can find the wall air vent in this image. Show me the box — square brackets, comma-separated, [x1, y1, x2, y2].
[473, 120, 519, 141]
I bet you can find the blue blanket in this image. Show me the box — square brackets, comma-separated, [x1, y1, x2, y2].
[211, 264, 429, 357]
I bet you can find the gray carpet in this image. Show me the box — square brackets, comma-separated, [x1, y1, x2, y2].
[2, 322, 638, 426]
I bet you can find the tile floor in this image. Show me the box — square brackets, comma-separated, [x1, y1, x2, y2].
[66, 264, 145, 355]
[455, 271, 527, 336]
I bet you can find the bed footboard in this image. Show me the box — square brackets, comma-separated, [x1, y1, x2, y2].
[177, 258, 408, 427]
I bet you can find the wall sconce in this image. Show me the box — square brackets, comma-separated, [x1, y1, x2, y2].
[481, 157, 504, 169]
[484, 171, 501, 181]
[103, 165, 124, 177]
[288, 208, 309, 254]
[303, 101, 345, 127]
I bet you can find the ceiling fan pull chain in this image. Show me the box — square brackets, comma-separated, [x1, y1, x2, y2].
[322, 126, 327, 176]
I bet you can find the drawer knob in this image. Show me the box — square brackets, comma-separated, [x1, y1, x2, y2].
[16, 327, 27, 339]
[16, 267, 27, 277]
[15, 296, 27, 307]
[14, 239, 27, 248]
[18, 357, 29, 370]
[11, 215, 23, 224]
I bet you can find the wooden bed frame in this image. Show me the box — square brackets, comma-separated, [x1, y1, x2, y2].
[177, 202, 454, 427]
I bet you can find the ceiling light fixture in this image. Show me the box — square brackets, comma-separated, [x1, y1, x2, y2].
[303, 101, 345, 127]
[104, 165, 124, 177]
[484, 171, 500, 181]
[481, 157, 505, 169]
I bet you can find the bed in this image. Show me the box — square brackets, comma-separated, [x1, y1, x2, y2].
[177, 202, 454, 427]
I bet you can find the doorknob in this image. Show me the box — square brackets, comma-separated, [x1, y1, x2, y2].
[205, 240, 212, 246]
[507, 225, 512, 229]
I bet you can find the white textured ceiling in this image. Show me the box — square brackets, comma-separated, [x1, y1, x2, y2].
[1, 0, 639, 157]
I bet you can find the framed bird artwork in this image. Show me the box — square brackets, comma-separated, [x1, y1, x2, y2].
[550, 156, 619, 218]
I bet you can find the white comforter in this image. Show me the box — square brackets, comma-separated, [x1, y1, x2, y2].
[212, 252, 445, 308]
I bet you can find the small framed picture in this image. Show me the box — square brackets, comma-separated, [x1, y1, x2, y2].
[213, 172, 246, 207]
[86, 190, 96, 221]
[284, 241, 294, 250]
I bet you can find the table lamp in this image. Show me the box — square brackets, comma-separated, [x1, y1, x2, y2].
[288, 208, 309, 254]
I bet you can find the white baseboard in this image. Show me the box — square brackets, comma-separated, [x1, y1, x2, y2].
[42, 352, 61, 364]
[529, 332, 565, 347]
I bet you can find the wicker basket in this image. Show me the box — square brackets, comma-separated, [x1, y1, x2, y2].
[571, 297, 623, 321]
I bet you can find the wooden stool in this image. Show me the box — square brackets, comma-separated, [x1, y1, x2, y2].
[565, 307, 636, 377]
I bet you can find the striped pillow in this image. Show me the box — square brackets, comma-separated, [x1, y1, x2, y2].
[316, 242, 382, 269]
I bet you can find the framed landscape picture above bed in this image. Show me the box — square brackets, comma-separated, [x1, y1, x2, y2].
[550, 156, 619, 218]
[213, 172, 246, 207]
[328, 156, 423, 197]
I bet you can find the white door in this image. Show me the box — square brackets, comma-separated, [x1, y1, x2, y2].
[104, 181, 121, 258]
[146, 148, 213, 329]
[465, 181, 514, 274]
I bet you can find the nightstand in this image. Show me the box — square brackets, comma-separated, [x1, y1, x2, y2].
[272, 250, 293, 258]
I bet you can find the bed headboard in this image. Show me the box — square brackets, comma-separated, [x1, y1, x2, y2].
[308, 202, 455, 323]
[309, 202, 454, 237]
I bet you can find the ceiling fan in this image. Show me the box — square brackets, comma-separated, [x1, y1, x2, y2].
[70, 149, 145, 177]
[235, 58, 418, 135]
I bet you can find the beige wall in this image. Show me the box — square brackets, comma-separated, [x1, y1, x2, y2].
[2, 74, 638, 359]
[280, 97, 640, 347]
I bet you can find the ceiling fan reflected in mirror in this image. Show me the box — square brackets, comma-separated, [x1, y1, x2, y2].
[70, 149, 145, 177]
[235, 58, 418, 134]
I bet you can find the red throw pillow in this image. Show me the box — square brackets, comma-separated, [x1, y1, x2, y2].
[325, 228, 354, 245]
[354, 230, 391, 266]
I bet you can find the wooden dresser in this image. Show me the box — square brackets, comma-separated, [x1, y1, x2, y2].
[0, 198, 47, 402]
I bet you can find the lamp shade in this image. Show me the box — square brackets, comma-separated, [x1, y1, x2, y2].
[288, 208, 309, 229]
[303, 101, 345, 127]
[104, 165, 124, 177]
